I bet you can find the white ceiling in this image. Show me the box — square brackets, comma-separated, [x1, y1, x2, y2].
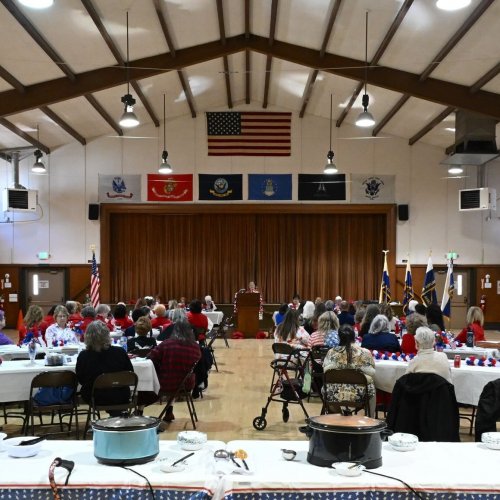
[0, 0, 498, 154]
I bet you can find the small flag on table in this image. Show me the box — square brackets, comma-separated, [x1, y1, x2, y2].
[379, 250, 391, 304]
[441, 260, 455, 319]
[402, 261, 414, 315]
[90, 251, 100, 309]
[422, 256, 438, 306]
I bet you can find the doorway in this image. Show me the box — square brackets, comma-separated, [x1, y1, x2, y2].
[22, 268, 67, 314]
[434, 267, 471, 330]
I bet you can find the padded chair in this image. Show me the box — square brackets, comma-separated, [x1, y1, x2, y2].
[386, 372, 460, 442]
[206, 333, 219, 372]
[25, 370, 79, 439]
[213, 316, 232, 348]
[83, 371, 138, 438]
[307, 346, 330, 401]
[474, 378, 500, 442]
[322, 368, 371, 417]
[158, 362, 199, 429]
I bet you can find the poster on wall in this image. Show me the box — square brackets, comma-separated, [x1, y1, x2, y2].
[147, 174, 193, 202]
[298, 174, 346, 201]
[350, 174, 395, 203]
[248, 174, 292, 200]
[198, 174, 242, 200]
[98, 174, 141, 202]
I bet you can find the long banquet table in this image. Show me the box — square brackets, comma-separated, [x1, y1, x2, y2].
[0, 439, 499, 499]
[373, 359, 500, 406]
[0, 357, 160, 403]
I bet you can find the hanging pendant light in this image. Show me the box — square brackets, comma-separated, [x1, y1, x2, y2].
[119, 12, 139, 128]
[32, 125, 47, 174]
[18, 0, 53, 8]
[158, 94, 173, 174]
[356, 11, 375, 128]
[436, 0, 471, 11]
[324, 94, 338, 174]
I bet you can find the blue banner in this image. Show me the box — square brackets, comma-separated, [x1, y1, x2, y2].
[248, 174, 292, 200]
[198, 174, 242, 201]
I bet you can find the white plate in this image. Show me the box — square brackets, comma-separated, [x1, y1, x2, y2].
[332, 462, 365, 476]
[160, 462, 186, 473]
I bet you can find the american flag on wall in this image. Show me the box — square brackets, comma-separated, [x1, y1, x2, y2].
[90, 251, 100, 308]
[206, 111, 291, 156]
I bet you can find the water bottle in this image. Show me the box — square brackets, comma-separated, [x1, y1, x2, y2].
[120, 336, 128, 352]
[466, 329, 474, 348]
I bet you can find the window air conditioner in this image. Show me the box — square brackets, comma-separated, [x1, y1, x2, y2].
[3, 188, 38, 212]
[459, 188, 496, 212]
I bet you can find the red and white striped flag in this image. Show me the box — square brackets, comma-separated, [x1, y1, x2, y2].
[206, 112, 291, 156]
[90, 251, 100, 309]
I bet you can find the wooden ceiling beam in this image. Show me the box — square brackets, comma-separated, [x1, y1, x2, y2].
[0, 0, 75, 81]
[408, 107, 455, 146]
[0, 66, 25, 93]
[216, 0, 233, 109]
[245, 0, 251, 104]
[372, 95, 410, 137]
[0, 118, 50, 154]
[40, 106, 86, 145]
[336, 0, 414, 128]
[263, 0, 278, 109]
[84, 94, 122, 136]
[153, 0, 196, 118]
[470, 61, 500, 94]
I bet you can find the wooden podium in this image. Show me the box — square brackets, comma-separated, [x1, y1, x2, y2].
[236, 292, 260, 338]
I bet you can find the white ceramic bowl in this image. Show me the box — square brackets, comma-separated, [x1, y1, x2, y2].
[160, 462, 186, 473]
[388, 432, 419, 451]
[332, 462, 365, 477]
[3, 436, 42, 458]
[481, 432, 500, 450]
[177, 431, 207, 451]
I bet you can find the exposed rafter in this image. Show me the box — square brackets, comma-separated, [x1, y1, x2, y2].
[81, 0, 159, 127]
[216, 0, 233, 109]
[263, 0, 278, 109]
[0, 117, 50, 154]
[408, 107, 455, 146]
[0, 65, 25, 93]
[336, 0, 414, 128]
[299, 0, 343, 118]
[40, 106, 86, 145]
[153, 0, 196, 118]
[470, 61, 500, 94]
[84, 94, 122, 136]
[372, 95, 410, 137]
[245, 0, 251, 104]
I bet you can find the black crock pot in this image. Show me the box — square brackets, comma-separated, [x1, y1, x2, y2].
[300, 414, 390, 469]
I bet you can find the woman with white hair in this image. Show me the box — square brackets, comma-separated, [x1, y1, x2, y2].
[406, 326, 451, 382]
[361, 314, 400, 353]
[203, 295, 217, 312]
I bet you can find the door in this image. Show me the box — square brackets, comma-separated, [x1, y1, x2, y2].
[23, 268, 66, 314]
[435, 267, 470, 330]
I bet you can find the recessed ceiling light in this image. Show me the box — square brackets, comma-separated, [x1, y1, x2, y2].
[448, 166, 464, 175]
[445, 127, 456, 132]
[18, 0, 54, 8]
[436, 0, 471, 11]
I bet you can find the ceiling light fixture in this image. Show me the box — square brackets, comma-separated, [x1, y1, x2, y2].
[119, 12, 139, 129]
[436, 0, 471, 11]
[448, 166, 464, 175]
[356, 11, 375, 128]
[18, 0, 53, 8]
[32, 125, 47, 174]
[158, 94, 172, 174]
[324, 94, 338, 175]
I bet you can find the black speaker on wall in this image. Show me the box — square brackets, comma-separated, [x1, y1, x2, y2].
[88, 203, 99, 221]
[398, 204, 409, 221]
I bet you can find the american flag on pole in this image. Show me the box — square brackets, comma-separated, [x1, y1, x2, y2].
[90, 251, 100, 309]
[206, 111, 291, 156]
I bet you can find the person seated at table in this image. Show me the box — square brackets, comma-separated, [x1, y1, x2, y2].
[45, 305, 79, 345]
[157, 308, 186, 341]
[359, 304, 380, 338]
[76, 321, 134, 410]
[401, 313, 427, 355]
[361, 315, 400, 353]
[186, 299, 209, 340]
[78, 305, 96, 337]
[178, 296, 187, 309]
[379, 303, 397, 332]
[167, 299, 179, 319]
[289, 294, 301, 310]
[151, 304, 172, 329]
[273, 303, 289, 327]
[300, 300, 315, 324]
[43, 305, 57, 327]
[148, 319, 202, 422]
[337, 301, 355, 326]
[113, 303, 133, 332]
[426, 304, 445, 333]
[203, 295, 217, 312]
[0, 310, 13, 345]
[354, 305, 366, 335]
[309, 311, 340, 348]
[127, 316, 157, 352]
[18, 304, 48, 346]
[65, 301, 83, 327]
[274, 309, 310, 350]
[455, 306, 485, 344]
[406, 326, 451, 382]
[124, 307, 150, 337]
[323, 325, 376, 416]
[96, 304, 113, 330]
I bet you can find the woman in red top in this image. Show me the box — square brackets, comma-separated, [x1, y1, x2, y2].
[18, 304, 48, 346]
[112, 303, 133, 331]
[43, 305, 56, 327]
[186, 299, 208, 339]
[455, 306, 485, 343]
[151, 304, 172, 329]
[401, 313, 428, 355]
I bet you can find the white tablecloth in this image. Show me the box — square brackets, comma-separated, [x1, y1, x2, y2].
[220, 440, 500, 499]
[203, 311, 224, 325]
[0, 344, 81, 360]
[0, 357, 160, 403]
[442, 345, 498, 359]
[373, 359, 500, 405]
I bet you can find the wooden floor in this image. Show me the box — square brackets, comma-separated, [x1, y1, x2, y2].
[3, 332, 496, 442]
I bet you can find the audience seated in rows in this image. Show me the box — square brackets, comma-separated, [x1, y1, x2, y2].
[66, 300, 83, 326]
[43, 306, 56, 327]
[124, 307, 150, 337]
[79, 305, 96, 335]
[18, 304, 47, 346]
[359, 304, 380, 338]
[361, 314, 400, 353]
[0, 310, 13, 345]
[157, 308, 185, 341]
[151, 304, 171, 329]
[127, 316, 156, 352]
[309, 311, 340, 348]
[455, 306, 486, 344]
[113, 303, 133, 331]
[186, 300, 209, 337]
[401, 313, 428, 355]
[274, 309, 310, 349]
[337, 301, 355, 327]
[45, 305, 79, 345]
[426, 304, 445, 332]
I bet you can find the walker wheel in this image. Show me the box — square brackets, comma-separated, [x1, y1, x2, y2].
[252, 416, 267, 430]
[282, 407, 290, 422]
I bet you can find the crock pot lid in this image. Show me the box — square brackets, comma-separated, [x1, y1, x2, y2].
[308, 414, 386, 432]
[92, 415, 160, 431]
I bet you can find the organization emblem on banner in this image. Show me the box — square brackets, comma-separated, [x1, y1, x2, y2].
[210, 177, 233, 198]
[362, 176, 385, 200]
[98, 174, 141, 202]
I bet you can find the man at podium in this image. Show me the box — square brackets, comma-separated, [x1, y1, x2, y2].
[234, 281, 264, 317]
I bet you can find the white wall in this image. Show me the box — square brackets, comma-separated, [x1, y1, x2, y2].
[1, 110, 499, 266]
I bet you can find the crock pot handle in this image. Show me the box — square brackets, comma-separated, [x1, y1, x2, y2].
[381, 428, 394, 441]
[298, 425, 313, 438]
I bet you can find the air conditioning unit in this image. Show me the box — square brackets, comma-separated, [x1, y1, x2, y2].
[3, 188, 38, 212]
[459, 188, 496, 212]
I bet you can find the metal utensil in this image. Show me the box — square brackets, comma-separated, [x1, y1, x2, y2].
[171, 452, 195, 467]
[17, 437, 45, 446]
[228, 452, 241, 468]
